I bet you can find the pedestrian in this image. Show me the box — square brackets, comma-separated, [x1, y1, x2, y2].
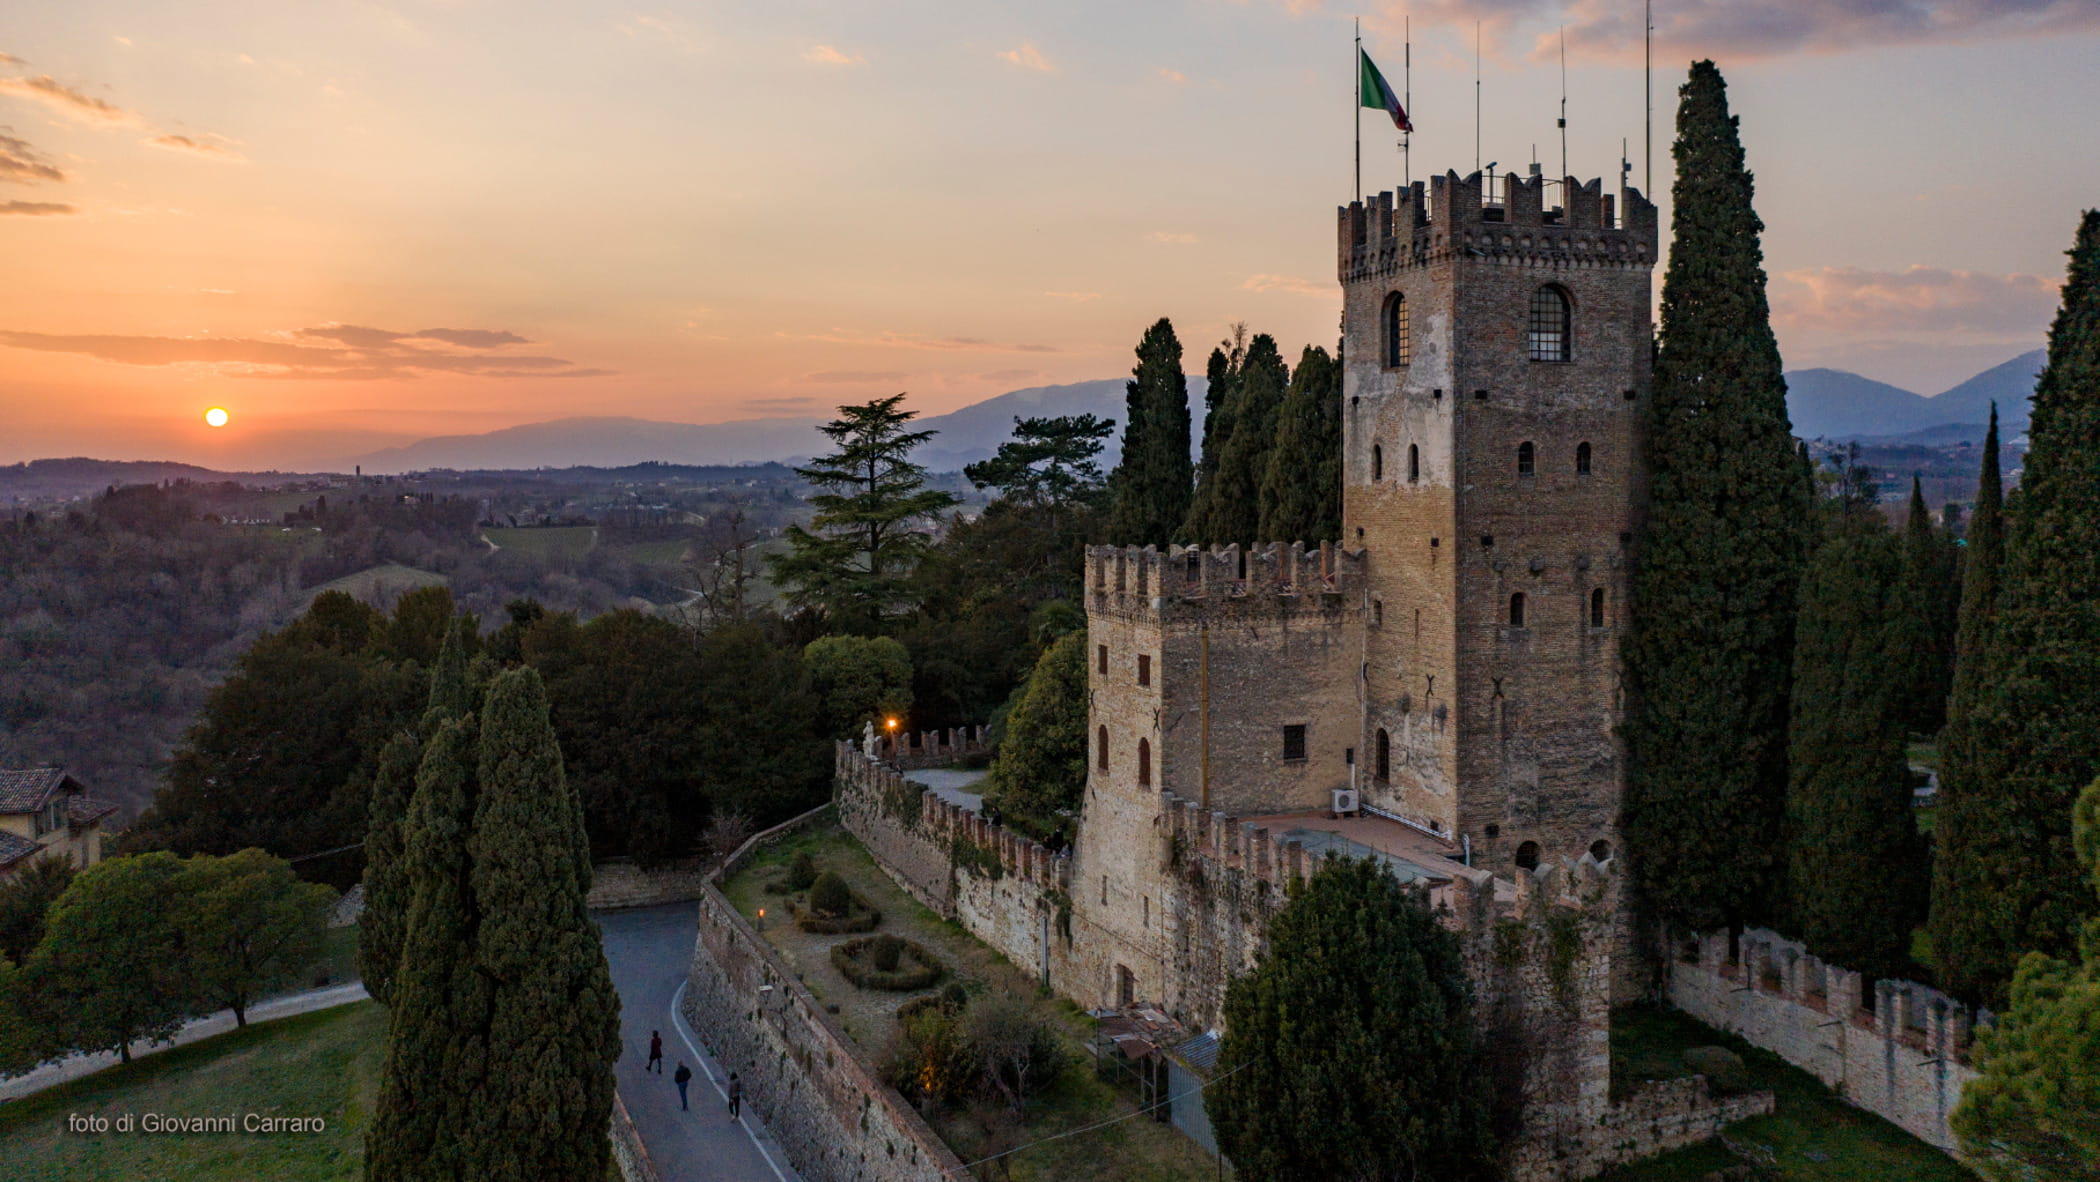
[727, 1071, 742, 1120]
[647, 1030, 664, 1073]
[673, 1062, 692, 1111]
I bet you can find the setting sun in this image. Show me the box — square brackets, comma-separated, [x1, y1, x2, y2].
[203, 407, 230, 428]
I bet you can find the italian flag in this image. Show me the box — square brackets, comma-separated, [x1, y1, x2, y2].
[1359, 47, 1412, 132]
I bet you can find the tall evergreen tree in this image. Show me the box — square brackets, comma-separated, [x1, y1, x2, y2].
[1783, 520, 1928, 981]
[1187, 333, 1289, 546]
[466, 669, 620, 1180]
[980, 631, 1089, 842]
[1930, 212, 2100, 1004]
[1621, 61, 1809, 934]
[1105, 318, 1194, 545]
[1931, 404, 2007, 1000]
[1183, 326, 1247, 541]
[768, 394, 959, 630]
[1209, 858, 1495, 1181]
[1257, 344, 1343, 544]
[1887, 476, 1958, 736]
[367, 718, 491, 1181]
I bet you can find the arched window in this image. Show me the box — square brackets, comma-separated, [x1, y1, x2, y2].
[1515, 841, 1541, 871]
[1509, 592, 1527, 628]
[1408, 444, 1420, 483]
[1383, 292, 1410, 367]
[1375, 728, 1391, 783]
[1576, 441, 1592, 475]
[1590, 587, 1606, 628]
[1137, 738, 1152, 787]
[1517, 441, 1536, 476]
[1097, 725, 1109, 771]
[1528, 285, 1571, 362]
[1372, 443, 1383, 480]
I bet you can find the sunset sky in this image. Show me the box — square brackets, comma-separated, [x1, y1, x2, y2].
[3, 1, 2097, 470]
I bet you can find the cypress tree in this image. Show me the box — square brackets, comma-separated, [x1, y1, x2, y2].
[1931, 212, 2100, 1004]
[367, 717, 492, 1181]
[1182, 328, 1246, 542]
[1621, 61, 1808, 934]
[1257, 344, 1343, 544]
[1783, 520, 1928, 981]
[1104, 318, 1194, 545]
[1191, 333, 1289, 546]
[355, 732, 420, 1007]
[1887, 476, 1958, 736]
[467, 668, 620, 1179]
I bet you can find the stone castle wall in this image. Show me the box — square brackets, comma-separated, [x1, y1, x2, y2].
[1669, 928, 1980, 1156]
[682, 804, 967, 1182]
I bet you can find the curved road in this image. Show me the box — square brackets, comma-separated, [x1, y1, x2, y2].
[598, 904, 803, 1182]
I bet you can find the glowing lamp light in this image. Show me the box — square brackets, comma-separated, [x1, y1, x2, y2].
[885, 717, 899, 730]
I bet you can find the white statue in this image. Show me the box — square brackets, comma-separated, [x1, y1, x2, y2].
[862, 720, 879, 759]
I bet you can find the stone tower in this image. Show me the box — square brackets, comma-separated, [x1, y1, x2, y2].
[1339, 169, 1658, 873]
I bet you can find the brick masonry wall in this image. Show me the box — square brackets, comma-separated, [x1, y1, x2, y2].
[610, 1090, 663, 1182]
[1669, 928, 1980, 1158]
[682, 805, 968, 1182]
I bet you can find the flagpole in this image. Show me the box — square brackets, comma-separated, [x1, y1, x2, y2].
[1354, 18, 1363, 202]
[1644, 0, 1653, 196]
[1403, 15, 1411, 188]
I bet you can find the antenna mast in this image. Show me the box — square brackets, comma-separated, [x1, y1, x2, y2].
[1354, 17, 1362, 202]
[1404, 15, 1411, 188]
[1474, 20, 1482, 175]
[1644, 0, 1653, 195]
[1558, 26, 1568, 183]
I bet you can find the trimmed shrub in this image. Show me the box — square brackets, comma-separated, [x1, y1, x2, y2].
[784, 851, 818, 891]
[1682, 1045, 1750, 1096]
[794, 902, 881, 934]
[808, 871, 852, 917]
[872, 933, 905, 972]
[834, 936, 943, 991]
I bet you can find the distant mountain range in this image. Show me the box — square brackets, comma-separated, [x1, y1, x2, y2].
[1784, 350, 2043, 443]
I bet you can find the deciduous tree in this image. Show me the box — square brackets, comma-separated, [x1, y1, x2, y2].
[21, 852, 192, 1063]
[803, 634, 914, 740]
[0, 855, 75, 966]
[173, 848, 337, 1028]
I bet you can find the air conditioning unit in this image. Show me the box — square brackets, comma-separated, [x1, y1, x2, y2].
[1330, 787, 1360, 817]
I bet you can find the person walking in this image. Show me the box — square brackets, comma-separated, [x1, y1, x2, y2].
[727, 1071, 742, 1120]
[647, 1030, 664, 1073]
[673, 1062, 692, 1111]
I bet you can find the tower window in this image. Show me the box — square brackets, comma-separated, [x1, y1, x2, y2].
[1516, 840, 1541, 871]
[1375, 728, 1391, 783]
[1528, 285, 1571, 362]
[1517, 442, 1535, 476]
[1576, 441, 1592, 475]
[1408, 444, 1420, 483]
[1509, 592, 1527, 628]
[1098, 644, 1108, 675]
[1186, 552, 1201, 583]
[1590, 587, 1606, 628]
[1372, 443, 1383, 480]
[1282, 725, 1307, 762]
[1138, 738, 1152, 786]
[1097, 725, 1109, 770]
[1383, 292, 1410, 367]
[1138, 654, 1151, 687]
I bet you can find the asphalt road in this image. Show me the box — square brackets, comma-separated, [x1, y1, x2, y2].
[597, 903, 802, 1182]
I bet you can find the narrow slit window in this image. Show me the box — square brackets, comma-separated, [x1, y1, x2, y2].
[1097, 644, 1108, 675]
[1137, 738, 1152, 787]
[1517, 441, 1536, 476]
[1375, 728, 1391, 783]
[1590, 587, 1606, 628]
[1576, 441, 1593, 475]
[1509, 592, 1527, 628]
[1137, 654, 1151, 687]
[1097, 725, 1109, 770]
[1408, 444, 1421, 483]
[1528, 285, 1571, 362]
[1372, 443, 1383, 481]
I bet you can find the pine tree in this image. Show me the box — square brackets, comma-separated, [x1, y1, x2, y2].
[1257, 344, 1343, 544]
[367, 718, 491, 1181]
[466, 669, 620, 1179]
[1182, 326, 1247, 542]
[1783, 519, 1928, 981]
[1931, 211, 2100, 1004]
[1621, 61, 1808, 934]
[1104, 318, 1194, 545]
[1209, 858, 1495, 1181]
[1886, 476, 1958, 736]
[1189, 333, 1289, 546]
[1930, 404, 2007, 1001]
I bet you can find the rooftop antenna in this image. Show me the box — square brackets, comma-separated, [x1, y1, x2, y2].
[1644, 0, 1653, 195]
[1403, 14, 1412, 188]
[1558, 25, 1568, 184]
[1474, 20, 1482, 175]
[1354, 17, 1362, 202]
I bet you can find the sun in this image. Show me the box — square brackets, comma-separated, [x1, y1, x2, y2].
[204, 407, 230, 428]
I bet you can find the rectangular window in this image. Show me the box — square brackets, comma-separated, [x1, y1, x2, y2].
[1143, 896, 1150, 928]
[1282, 724, 1307, 762]
[1137, 654, 1151, 687]
[1097, 644, 1108, 675]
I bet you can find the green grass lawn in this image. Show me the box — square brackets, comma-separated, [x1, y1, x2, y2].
[603, 538, 691, 566]
[482, 525, 596, 558]
[0, 1002, 385, 1182]
[1600, 1007, 1976, 1182]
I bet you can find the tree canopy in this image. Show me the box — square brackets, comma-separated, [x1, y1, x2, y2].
[1105, 318, 1195, 546]
[980, 631, 1089, 842]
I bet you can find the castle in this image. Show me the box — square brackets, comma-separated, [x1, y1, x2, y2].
[1075, 168, 1658, 1019]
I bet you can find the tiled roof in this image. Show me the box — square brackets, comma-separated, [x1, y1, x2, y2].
[68, 796, 120, 827]
[0, 830, 42, 868]
[0, 767, 66, 814]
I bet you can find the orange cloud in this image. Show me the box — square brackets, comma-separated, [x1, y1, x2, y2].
[1773, 266, 2060, 334]
[996, 44, 1054, 73]
[1242, 274, 1332, 297]
[146, 133, 246, 161]
[803, 45, 865, 66]
[0, 74, 139, 125]
[0, 323, 603, 379]
[0, 131, 67, 183]
[788, 329, 1060, 354]
[0, 199, 73, 215]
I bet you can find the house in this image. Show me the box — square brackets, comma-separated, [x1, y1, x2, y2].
[0, 767, 119, 879]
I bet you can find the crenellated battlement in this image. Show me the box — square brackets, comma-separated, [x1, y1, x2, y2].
[1339, 170, 1658, 282]
[834, 741, 1071, 892]
[1086, 540, 1366, 619]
